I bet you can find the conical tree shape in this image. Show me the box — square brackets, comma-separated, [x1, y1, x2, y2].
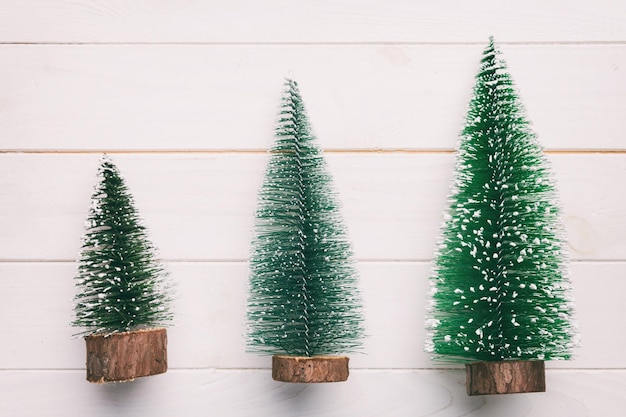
[247, 79, 364, 357]
[427, 39, 576, 363]
[73, 157, 172, 335]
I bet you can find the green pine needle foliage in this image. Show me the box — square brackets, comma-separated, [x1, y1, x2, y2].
[427, 38, 576, 363]
[247, 79, 365, 357]
[73, 157, 172, 336]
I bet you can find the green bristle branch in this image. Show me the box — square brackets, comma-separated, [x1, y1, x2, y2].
[427, 38, 576, 363]
[247, 79, 365, 357]
[73, 157, 172, 336]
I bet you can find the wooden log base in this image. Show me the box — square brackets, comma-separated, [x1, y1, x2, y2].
[272, 355, 349, 383]
[85, 327, 167, 383]
[465, 360, 545, 396]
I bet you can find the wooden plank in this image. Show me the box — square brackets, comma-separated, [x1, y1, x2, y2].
[0, 1, 624, 43]
[0, 261, 620, 370]
[0, 369, 624, 416]
[0, 45, 624, 151]
[0, 153, 625, 262]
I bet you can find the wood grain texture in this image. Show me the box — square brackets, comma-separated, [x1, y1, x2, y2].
[85, 328, 167, 383]
[0, 45, 624, 151]
[0, 1, 624, 43]
[0, 369, 624, 417]
[0, 261, 619, 370]
[272, 356, 350, 383]
[1, 153, 625, 262]
[466, 361, 545, 396]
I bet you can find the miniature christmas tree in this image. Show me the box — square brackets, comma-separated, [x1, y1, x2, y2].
[426, 38, 576, 395]
[73, 157, 172, 383]
[247, 79, 364, 383]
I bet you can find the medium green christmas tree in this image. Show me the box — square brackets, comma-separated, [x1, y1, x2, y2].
[427, 38, 576, 363]
[247, 79, 364, 358]
[73, 157, 172, 336]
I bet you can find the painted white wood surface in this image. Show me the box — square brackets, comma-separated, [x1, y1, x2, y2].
[1, 153, 625, 261]
[1, 1, 625, 416]
[0, 1, 625, 43]
[0, 45, 624, 151]
[2, 370, 625, 417]
[0, 261, 621, 371]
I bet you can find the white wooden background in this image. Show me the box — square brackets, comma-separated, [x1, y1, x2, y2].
[1, 1, 625, 416]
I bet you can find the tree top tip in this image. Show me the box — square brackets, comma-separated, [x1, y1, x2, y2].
[99, 153, 114, 165]
[284, 77, 298, 87]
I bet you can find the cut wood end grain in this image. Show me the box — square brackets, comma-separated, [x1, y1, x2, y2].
[84, 327, 167, 383]
[272, 355, 349, 383]
[465, 360, 545, 396]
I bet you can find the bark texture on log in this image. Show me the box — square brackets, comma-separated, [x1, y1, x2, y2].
[465, 360, 545, 395]
[272, 355, 349, 383]
[85, 327, 167, 383]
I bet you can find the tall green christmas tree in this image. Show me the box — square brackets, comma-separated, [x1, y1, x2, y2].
[247, 79, 364, 378]
[73, 157, 172, 336]
[427, 39, 576, 373]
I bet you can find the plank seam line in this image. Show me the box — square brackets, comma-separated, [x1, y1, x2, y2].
[4, 149, 454, 155]
[1, 149, 625, 155]
[1, 367, 624, 372]
[0, 41, 625, 46]
[0, 259, 621, 264]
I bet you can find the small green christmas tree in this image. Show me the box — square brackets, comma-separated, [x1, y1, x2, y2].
[73, 157, 172, 336]
[427, 39, 576, 376]
[247, 80, 364, 381]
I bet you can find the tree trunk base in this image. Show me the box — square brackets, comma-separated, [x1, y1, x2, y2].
[272, 355, 349, 383]
[85, 327, 167, 383]
[465, 360, 545, 395]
